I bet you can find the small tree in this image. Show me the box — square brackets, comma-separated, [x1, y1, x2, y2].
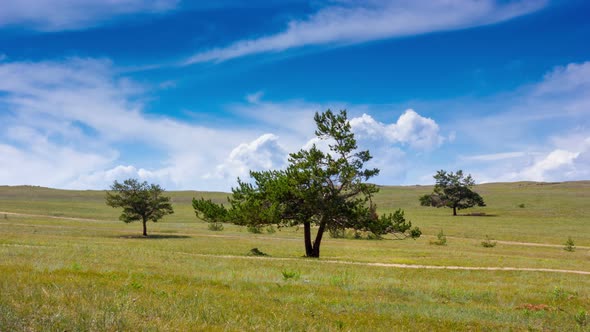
[420, 170, 485, 216]
[106, 179, 174, 236]
[564, 237, 575, 252]
[194, 110, 421, 258]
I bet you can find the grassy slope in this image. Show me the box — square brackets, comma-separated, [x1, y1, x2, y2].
[1, 182, 589, 331]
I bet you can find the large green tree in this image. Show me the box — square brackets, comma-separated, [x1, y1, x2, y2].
[419, 170, 485, 216]
[106, 179, 174, 236]
[193, 110, 421, 258]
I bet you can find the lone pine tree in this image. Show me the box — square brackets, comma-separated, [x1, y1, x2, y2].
[420, 170, 485, 216]
[106, 179, 174, 236]
[193, 110, 420, 258]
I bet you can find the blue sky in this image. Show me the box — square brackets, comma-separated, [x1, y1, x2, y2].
[0, 0, 589, 190]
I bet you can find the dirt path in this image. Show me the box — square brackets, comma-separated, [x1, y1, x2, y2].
[0, 211, 109, 223]
[443, 235, 590, 249]
[170, 252, 590, 276]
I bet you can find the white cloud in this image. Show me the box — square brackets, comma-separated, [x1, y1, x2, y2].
[246, 91, 265, 104]
[186, 0, 545, 64]
[518, 149, 579, 181]
[70, 165, 176, 190]
[462, 152, 530, 162]
[434, 59, 590, 181]
[459, 135, 590, 184]
[0, 133, 114, 188]
[0, 0, 178, 31]
[0, 58, 255, 190]
[534, 62, 590, 95]
[350, 110, 443, 150]
[2, 56, 588, 190]
[209, 134, 288, 180]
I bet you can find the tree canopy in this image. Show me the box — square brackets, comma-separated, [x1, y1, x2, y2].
[106, 178, 174, 236]
[419, 170, 485, 216]
[193, 110, 421, 258]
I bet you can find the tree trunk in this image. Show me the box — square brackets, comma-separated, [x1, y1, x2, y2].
[309, 221, 327, 258]
[303, 222, 313, 257]
[142, 218, 148, 236]
[453, 206, 457, 216]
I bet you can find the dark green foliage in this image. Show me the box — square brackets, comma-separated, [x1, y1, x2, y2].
[193, 198, 227, 231]
[207, 222, 224, 231]
[564, 237, 575, 252]
[248, 248, 268, 256]
[193, 110, 420, 258]
[192, 198, 227, 223]
[420, 170, 485, 216]
[247, 224, 263, 234]
[481, 235, 497, 248]
[105, 179, 174, 236]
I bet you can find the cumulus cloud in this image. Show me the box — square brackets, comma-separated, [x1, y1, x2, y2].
[0, 0, 178, 31]
[350, 110, 444, 150]
[518, 149, 580, 181]
[210, 134, 288, 180]
[185, 0, 546, 64]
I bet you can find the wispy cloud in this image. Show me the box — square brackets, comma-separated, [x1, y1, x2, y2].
[446, 61, 590, 183]
[185, 0, 546, 64]
[0, 0, 178, 31]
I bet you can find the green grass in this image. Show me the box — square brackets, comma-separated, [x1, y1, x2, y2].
[1, 182, 589, 331]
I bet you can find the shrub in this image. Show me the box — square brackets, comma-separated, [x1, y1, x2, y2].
[247, 224, 263, 234]
[366, 232, 381, 240]
[207, 222, 224, 231]
[281, 270, 300, 281]
[431, 229, 447, 246]
[574, 309, 588, 327]
[328, 227, 346, 238]
[564, 237, 575, 252]
[265, 225, 276, 234]
[248, 248, 268, 256]
[518, 203, 525, 208]
[481, 235, 497, 248]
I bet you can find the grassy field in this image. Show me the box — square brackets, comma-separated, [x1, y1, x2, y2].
[1, 182, 589, 331]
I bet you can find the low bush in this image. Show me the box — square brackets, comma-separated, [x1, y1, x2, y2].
[248, 248, 268, 256]
[564, 237, 575, 252]
[481, 235, 497, 248]
[281, 270, 300, 281]
[207, 222, 224, 231]
[431, 229, 447, 246]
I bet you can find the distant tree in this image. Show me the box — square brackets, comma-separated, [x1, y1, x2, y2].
[419, 170, 485, 216]
[193, 110, 421, 258]
[106, 179, 174, 236]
